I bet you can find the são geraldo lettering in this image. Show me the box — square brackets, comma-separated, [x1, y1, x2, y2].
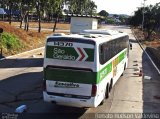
[53, 48, 75, 60]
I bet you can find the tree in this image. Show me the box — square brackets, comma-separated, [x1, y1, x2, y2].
[98, 10, 109, 18]
[66, 0, 97, 15]
[106, 18, 115, 24]
[44, 0, 64, 32]
[36, 0, 41, 33]
[129, 2, 160, 40]
[8, 0, 12, 25]
[86, 0, 97, 16]
[1, 0, 98, 33]
[130, 8, 143, 26]
[1, 0, 21, 25]
[144, 3, 160, 40]
[52, 0, 64, 32]
[0, 0, 7, 8]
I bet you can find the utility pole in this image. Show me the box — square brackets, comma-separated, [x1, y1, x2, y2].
[142, 0, 147, 31]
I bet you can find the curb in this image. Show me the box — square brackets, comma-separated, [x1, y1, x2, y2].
[131, 29, 160, 75]
[0, 47, 44, 61]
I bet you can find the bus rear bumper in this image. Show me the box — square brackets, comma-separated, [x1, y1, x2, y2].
[43, 91, 97, 108]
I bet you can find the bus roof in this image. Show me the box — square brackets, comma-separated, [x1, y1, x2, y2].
[47, 30, 128, 45]
[82, 29, 120, 35]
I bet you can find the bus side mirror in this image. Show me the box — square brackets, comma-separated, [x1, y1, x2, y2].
[0, 28, 3, 33]
[130, 43, 132, 50]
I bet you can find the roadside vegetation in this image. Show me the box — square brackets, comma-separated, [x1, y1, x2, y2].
[98, 10, 129, 25]
[129, 2, 160, 69]
[129, 2, 160, 43]
[0, 32, 23, 54]
[0, 22, 54, 57]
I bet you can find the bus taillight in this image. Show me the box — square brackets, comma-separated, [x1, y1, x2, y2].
[91, 84, 97, 97]
[43, 80, 46, 91]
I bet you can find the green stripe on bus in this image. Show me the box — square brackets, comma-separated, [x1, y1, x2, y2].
[46, 46, 78, 61]
[46, 46, 94, 62]
[44, 68, 97, 84]
[119, 50, 126, 63]
[84, 48, 94, 61]
[97, 62, 112, 83]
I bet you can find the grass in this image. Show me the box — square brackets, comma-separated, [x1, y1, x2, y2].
[0, 32, 23, 54]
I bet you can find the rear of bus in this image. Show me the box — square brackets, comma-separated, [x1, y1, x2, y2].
[43, 35, 98, 107]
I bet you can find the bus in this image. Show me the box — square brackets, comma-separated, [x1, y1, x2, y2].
[43, 29, 130, 107]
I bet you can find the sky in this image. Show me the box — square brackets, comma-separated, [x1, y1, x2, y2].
[92, 0, 160, 15]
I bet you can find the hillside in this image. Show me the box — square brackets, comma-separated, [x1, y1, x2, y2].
[0, 21, 53, 57]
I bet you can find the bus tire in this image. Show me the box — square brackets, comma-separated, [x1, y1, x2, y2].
[109, 79, 113, 92]
[100, 98, 105, 105]
[121, 63, 126, 76]
[121, 73, 124, 76]
[124, 63, 126, 70]
[105, 84, 110, 99]
[100, 84, 109, 105]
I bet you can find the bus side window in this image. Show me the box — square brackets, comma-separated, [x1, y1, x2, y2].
[104, 43, 109, 63]
[113, 40, 117, 56]
[115, 40, 118, 55]
[117, 39, 121, 53]
[108, 41, 111, 61]
[99, 45, 104, 64]
[120, 38, 124, 51]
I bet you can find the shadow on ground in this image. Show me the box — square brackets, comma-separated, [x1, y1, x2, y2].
[0, 58, 87, 118]
[142, 49, 160, 113]
[0, 71, 87, 118]
[0, 58, 43, 68]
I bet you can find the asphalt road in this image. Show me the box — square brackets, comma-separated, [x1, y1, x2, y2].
[0, 25, 160, 119]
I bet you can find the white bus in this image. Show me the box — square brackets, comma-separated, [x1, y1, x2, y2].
[43, 30, 130, 107]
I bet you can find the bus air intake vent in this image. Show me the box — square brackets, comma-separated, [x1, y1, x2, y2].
[53, 33, 65, 36]
[84, 34, 98, 38]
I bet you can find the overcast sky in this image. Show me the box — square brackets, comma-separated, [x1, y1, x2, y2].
[92, 0, 160, 15]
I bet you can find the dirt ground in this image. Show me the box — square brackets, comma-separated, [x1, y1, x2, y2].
[11, 22, 70, 30]
[132, 28, 160, 48]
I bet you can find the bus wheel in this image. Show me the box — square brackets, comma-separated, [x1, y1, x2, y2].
[121, 63, 126, 76]
[121, 72, 124, 76]
[124, 63, 126, 70]
[100, 84, 109, 105]
[100, 98, 105, 105]
[105, 84, 110, 99]
[109, 79, 113, 92]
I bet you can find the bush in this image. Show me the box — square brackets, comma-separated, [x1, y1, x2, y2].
[106, 18, 115, 24]
[0, 32, 23, 52]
